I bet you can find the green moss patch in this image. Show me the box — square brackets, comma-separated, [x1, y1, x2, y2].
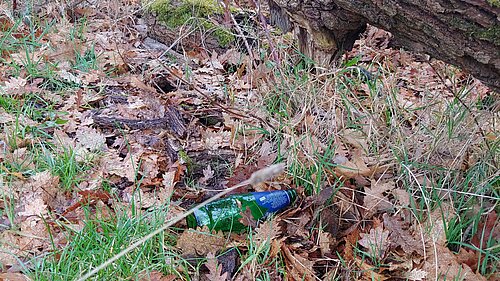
[487, 0, 500, 8]
[149, 0, 235, 47]
[450, 16, 500, 45]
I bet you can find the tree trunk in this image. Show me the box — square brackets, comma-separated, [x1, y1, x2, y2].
[269, 0, 500, 92]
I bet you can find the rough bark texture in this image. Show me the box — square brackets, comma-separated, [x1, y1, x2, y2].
[269, 0, 500, 92]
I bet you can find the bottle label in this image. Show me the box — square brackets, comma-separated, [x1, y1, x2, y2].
[252, 190, 292, 213]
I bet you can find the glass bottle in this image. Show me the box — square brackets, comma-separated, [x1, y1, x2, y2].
[186, 189, 297, 232]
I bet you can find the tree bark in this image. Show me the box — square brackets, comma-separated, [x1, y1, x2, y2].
[269, 0, 500, 92]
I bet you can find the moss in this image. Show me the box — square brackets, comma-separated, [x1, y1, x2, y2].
[178, 150, 193, 173]
[203, 22, 234, 47]
[450, 16, 500, 45]
[476, 26, 500, 45]
[487, 0, 500, 7]
[149, 0, 235, 47]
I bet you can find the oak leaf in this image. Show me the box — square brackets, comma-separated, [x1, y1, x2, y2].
[204, 252, 228, 280]
[364, 180, 393, 213]
[281, 244, 316, 281]
[333, 149, 372, 178]
[239, 207, 258, 228]
[358, 224, 390, 260]
[253, 220, 281, 248]
[422, 244, 486, 281]
[382, 213, 424, 256]
[176, 227, 226, 257]
[405, 268, 427, 280]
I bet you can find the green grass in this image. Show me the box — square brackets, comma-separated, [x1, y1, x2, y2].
[29, 205, 190, 280]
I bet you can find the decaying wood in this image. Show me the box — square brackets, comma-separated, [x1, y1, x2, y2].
[93, 106, 186, 137]
[269, 0, 500, 92]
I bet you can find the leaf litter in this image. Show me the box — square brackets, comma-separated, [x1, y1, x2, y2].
[0, 0, 498, 280]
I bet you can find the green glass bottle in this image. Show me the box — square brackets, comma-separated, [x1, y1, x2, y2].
[186, 189, 297, 232]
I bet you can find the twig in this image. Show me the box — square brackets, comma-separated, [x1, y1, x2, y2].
[248, 0, 281, 64]
[218, 0, 255, 71]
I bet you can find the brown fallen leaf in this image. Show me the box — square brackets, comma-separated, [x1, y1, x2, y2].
[422, 244, 486, 281]
[456, 247, 479, 272]
[138, 271, 176, 281]
[281, 244, 316, 281]
[354, 257, 389, 281]
[205, 252, 229, 280]
[382, 213, 424, 256]
[472, 211, 498, 252]
[341, 129, 369, 151]
[358, 223, 390, 261]
[253, 220, 281, 249]
[176, 227, 226, 257]
[0, 272, 30, 281]
[364, 180, 393, 214]
[239, 207, 258, 228]
[343, 227, 361, 262]
[334, 149, 373, 179]
[317, 231, 333, 256]
[404, 268, 427, 281]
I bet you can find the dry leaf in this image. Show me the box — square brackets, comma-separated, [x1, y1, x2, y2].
[176, 227, 226, 257]
[253, 220, 281, 248]
[391, 188, 410, 207]
[286, 212, 312, 238]
[355, 257, 389, 280]
[204, 129, 231, 150]
[358, 224, 390, 260]
[405, 268, 427, 280]
[281, 245, 316, 281]
[205, 252, 228, 280]
[334, 149, 372, 178]
[198, 165, 215, 185]
[257, 141, 277, 168]
[0, 77, 27, 94]
[426, 203, 455, 245]
[456, 247, 479, 271]
[472, 211, 498, 251]
[75, 126, 106, 151]
[341, 129, 369, 151]
[239, 207, 258, 228]
[162, 170, 176, 188]
[101, 149, 142, 181]
[0, 272, 30, 281]
[219, 48, 246, 65]
[382, 213, 424, 256]
[139, 271, 176, 281]
[57, 69, 81, 84]
[422, 244, 486, 281]
[18, 197, 48, 217]
[364, 180, 393, 213]
[269, 237, 286, 259]
[318, 231, 333, 255]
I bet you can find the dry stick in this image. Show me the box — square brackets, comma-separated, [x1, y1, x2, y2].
[76, 163, 286, 281]
[219, 0, 255, 71]
[249, 0, 281, 64]
[427, 61, 498, 169]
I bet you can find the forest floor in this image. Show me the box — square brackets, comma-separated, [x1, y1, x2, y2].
[0, 0, 498, 280]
